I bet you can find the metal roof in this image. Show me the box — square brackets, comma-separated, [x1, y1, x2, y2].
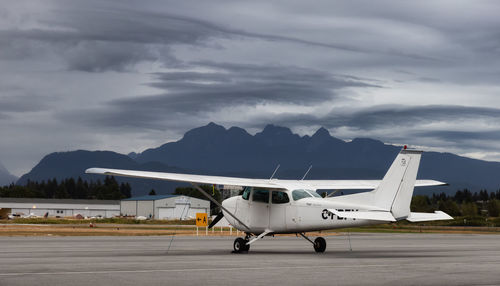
[0, 198, 119, 205]
[122, 195, 178, 201]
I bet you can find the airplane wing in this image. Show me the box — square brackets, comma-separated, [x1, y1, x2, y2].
[85, 168, 447, 190]
[85, 168, 279, 188]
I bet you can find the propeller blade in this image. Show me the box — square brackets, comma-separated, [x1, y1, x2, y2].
[208, 212, 224, 229]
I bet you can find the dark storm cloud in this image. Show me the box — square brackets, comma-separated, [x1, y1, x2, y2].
[329, 105, 500, 130]
[261, 105, 500, 130]
[0, 3, 442, 73]
[146, 61, 381, 106]
[59, 62, 378, 129]
[414, 130, 500, 142]
[0, 8, 229, 71]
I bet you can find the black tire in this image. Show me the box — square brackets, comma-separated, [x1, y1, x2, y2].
[233, 238, 246, 253]
[243, 241, 250, 252]
[314, 237, 326, 253]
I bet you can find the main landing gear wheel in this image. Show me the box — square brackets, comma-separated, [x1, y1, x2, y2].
[313, 237, 326, 253]
[233, 237, 250, 253]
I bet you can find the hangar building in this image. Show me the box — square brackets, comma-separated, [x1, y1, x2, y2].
[0, 198, 120, 218]
[120, 195, 210, 219]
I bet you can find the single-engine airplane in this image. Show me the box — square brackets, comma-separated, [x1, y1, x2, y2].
[86, 147, 452, 253]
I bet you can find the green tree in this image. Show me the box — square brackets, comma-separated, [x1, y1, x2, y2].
[119, 182, 132, 198]
[149, 189, 157, 196]
[75, 177, 88, 199]
[438, 199, 461, 216]
[487, 199, 500, 217]
[411, 195, 433, 212]
[54, 184, 69, 199]
[461, 202, 478, 217]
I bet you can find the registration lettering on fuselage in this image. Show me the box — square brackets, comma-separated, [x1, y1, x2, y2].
[321, 209, 334, 220]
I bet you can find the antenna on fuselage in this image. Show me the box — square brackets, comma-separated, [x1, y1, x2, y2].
[301, 165, 313, 180]
[269, 164, 280, 180]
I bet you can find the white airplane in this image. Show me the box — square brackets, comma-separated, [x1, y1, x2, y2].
[86, 147, 452, 253]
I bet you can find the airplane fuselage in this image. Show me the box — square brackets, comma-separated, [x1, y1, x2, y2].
[222, 188, 382, 234]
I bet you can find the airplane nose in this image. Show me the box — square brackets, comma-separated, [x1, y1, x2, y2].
[222, 196, 237, 209]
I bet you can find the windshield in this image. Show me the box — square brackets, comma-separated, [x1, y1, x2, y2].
[292, 189, 312, 201]
[242, 187, 251, 200]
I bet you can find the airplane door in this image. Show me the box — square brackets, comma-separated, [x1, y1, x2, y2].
[269, 190, 289, 233]
[236, 187, 251, 226]
[249, 188, 270, 233]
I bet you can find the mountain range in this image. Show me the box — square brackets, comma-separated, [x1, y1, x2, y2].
[15, 122, 500, 196]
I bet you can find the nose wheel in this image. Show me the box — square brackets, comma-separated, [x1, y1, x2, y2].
[233, 237, 250, 253]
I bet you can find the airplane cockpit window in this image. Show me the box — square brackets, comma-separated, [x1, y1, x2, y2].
[292, 189, 312, 201]
[242, 187, 251, 200]
[306, 190, 321, 198]
[272, 191, 290, 204]
[252, 188, 270, 203]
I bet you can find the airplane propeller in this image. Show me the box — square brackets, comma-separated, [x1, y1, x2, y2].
[208, 212, 224, 229]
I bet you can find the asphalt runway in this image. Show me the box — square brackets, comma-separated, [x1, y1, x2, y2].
[0, 234, 499, 286]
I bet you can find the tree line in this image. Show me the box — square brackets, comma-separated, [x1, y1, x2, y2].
[411, 189, 500, 217]
[0, 176, 132, 200]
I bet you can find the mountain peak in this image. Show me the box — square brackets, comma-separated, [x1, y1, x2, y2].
[312, 127, 330, 138]
[206, 122, 222, 128]
[182, 122, 226, 140]
[260, 124, 293, 136]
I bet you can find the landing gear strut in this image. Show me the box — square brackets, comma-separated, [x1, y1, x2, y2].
[233, 234, 251, 253]
[298, 232, 326, 253]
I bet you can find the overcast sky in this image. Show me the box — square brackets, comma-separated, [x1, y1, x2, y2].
[1, 0, 500, 176]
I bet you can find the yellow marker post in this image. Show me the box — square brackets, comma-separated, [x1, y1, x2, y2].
[196, 213, 208, 236]
[196, 213, 208, 227]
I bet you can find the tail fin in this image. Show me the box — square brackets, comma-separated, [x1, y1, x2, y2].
[372, 148, 422, 219]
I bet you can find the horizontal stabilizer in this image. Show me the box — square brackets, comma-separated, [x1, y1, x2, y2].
[406, 211, 453, 222]
[327, 209, 396, 222]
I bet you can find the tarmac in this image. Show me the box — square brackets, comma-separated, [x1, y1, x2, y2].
[0, 233, 499, 286]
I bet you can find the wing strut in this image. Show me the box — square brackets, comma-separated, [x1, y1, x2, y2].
[191, 183, 251, 231]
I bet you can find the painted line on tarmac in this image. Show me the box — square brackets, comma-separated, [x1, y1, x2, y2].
[0, 265, 394, 277]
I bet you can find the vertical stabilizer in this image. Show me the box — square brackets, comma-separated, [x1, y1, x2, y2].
[372, 149, 422, 219]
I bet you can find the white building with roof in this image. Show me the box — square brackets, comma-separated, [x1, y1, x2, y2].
[120, 195, 210, 219]
[0, 198, 120, 218]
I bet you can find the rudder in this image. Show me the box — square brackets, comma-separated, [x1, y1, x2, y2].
[372, 149, 422, 219]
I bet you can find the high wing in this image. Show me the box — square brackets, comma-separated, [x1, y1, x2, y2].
[85, 168, 278, 188]
[85, 168, 446, 190]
